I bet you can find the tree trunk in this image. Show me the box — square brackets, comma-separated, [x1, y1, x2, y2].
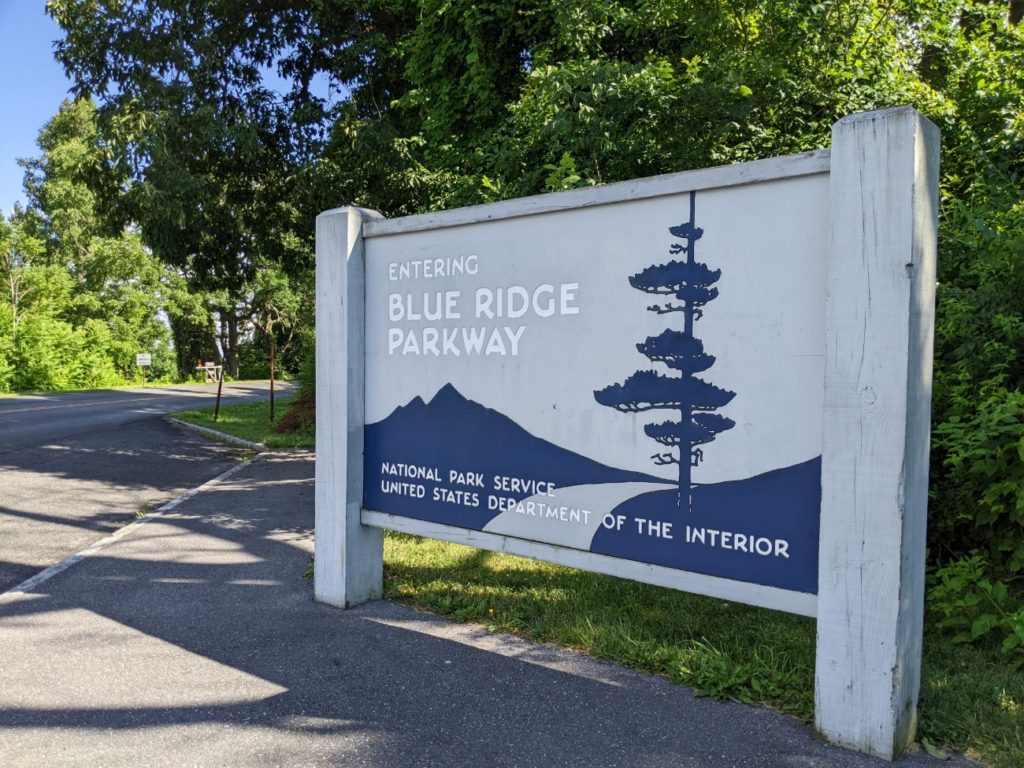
[269, 338, 276, 421]
[7, 272, 23, 336]
[678, 407, 692, 509]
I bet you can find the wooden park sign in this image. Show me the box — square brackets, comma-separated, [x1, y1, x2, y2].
[315, 107, 939, 760]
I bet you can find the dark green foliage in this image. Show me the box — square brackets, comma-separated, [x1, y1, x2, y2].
[934, 385, 1024, 569]
[49, 0, 319, 289]
[237, 340, 271, 380]
[928, 555, 1024, 665]
[931, 194, 1024, 573]
[919, 1, 1024, 576]
[296, 346, 316, 399]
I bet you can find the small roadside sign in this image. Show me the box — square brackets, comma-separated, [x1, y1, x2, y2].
[136, 353, 152, 367]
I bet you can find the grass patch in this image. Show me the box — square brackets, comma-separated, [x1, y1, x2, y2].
[383, 532, 1022, 767]
[172, 394, 313, 449]
[920, 635, 1024, 766]
[199, 398, 1020, 764]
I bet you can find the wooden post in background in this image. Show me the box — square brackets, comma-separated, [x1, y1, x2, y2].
[815, 107, 939, 759]
[314, 206, 385, 608]
[214, 367, 224, 422]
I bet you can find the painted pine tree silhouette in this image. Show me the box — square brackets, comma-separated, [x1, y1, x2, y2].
[594, 191, 735, 509]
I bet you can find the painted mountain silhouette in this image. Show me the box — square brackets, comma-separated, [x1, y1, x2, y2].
[364, 383, 668, 528]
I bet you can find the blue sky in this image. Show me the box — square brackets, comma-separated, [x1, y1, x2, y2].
[0, 2, 73, 216]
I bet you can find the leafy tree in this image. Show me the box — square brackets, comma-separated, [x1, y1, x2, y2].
[48, 0, 335, 301]
[0, 99, 217, 389]
[20, 99, 182, 381]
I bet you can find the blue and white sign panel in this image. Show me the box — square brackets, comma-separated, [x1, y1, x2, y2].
[363, 173, 829, 599]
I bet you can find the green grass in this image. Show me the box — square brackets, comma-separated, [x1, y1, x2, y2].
[189, 398, 1021, 766]
[919, 635, 1024, 765]
[172, 394, 313, 449]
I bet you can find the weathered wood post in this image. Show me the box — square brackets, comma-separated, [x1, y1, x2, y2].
[314, 206, 385, 607]
[815, 107, 939, 759]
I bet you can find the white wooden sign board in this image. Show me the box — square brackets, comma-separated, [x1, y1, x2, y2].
[135, 353, 152, 367]
[314, 107, 939, 760]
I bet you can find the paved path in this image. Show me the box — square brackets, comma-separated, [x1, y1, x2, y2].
[0, 452, 975, 767]
[0, 382, 290, 591]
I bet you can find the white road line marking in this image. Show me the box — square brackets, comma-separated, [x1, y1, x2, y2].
[0, 455, 262, 603]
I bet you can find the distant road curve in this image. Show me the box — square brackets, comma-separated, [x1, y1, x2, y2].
[0, 381, 294, 453]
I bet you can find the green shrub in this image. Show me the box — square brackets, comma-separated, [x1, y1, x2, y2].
[928, 555, 1024, 666]
[296, 347, 315, 398]
[0, 304, 14, 393]
[12, 314, 82, 391]
[930, 194, 1024, 573]
[934, 384, 1024, 570]
[237, 339, 270, 379]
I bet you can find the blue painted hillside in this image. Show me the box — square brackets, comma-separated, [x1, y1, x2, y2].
[590, 457, 821, 593]
[364, 383, 667, 528]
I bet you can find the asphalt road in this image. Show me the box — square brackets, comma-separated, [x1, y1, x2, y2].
[0, 382, 290, 592]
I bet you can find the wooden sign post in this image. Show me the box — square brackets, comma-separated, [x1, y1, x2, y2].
[815, 109, 939, 757]
[314, 107, 939, 760]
